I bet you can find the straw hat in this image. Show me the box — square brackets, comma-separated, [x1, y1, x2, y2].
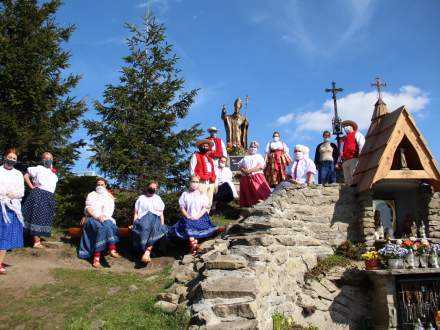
[207, 126, 218, 132]
[196, 139, 214, 148]
[341, 120, 358, 131]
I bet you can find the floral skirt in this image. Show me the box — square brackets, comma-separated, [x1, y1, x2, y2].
[131, 212, 168, 251]
[239, 173, 271, 208]
[78, 218, 119, 259]
[168, 214, 217, 240]
[23, 188, 55, 237]
[0, 208, 24, 250]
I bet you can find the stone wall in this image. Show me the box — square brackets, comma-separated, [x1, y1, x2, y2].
[156, 184, 372, 329]
[428, 192, 440, 239]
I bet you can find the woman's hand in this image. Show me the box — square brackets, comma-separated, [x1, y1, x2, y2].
[6, 192, 17, 199]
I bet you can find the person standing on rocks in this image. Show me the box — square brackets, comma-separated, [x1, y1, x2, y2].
[206, 127, 227, 167]
[340, 120, 365, 185]
[264, 131, 291, 187]
[0, 148, 25, 275]
[288, 144, 316, 185]
[168, 176, 220, 256]
[238, 141, 272, 207]
[314, 130, 338, 184]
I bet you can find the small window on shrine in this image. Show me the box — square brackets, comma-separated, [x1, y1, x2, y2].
[373, 199, 396, 239]
[390, 136, 423, 170]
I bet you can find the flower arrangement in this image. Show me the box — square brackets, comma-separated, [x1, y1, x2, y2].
[226, 143, 247, 156]
[378, 243, 409, 260]
[413, 239, 430, 256]
[361, 250, 380, 261]
[429, 243, 440, 255]
[401, 239, 415, 250]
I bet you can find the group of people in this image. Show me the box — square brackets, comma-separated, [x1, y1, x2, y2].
[0, 119, 365, 272]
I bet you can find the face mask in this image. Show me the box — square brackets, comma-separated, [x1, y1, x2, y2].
[146, 187, 156, 195]
[210, 132, 216, 137]
[200, 147, 209, 154]
[96, 186, 106, 194]
[4, 158, 17, 167]
[42, 159, 53, 168]
[190, 182, 199, 191]
[323, 137, 330, 143]
[295, 152, 304, 160]
[273, 136, 280, 142]
[219, 162, 226, 168]
[249, 147, 258, 155]
[343, 126, 352, 134]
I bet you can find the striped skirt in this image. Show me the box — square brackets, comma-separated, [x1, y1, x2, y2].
[131, 212, 168, 251]
[0, 208, 24, 250]
[78, 218, 119, 259]
[23, 188, 55, 237]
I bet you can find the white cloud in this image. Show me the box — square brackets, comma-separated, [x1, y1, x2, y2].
[136, 0, 169, 15]
[277, 85, 429, 133]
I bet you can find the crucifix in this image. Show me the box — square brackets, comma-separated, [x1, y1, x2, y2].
[371, 77, 386, 99]
[325, 81, 344, 155]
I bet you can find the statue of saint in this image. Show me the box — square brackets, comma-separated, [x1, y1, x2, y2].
[399, 147, 409, 170]
[221, 97, 249, 149]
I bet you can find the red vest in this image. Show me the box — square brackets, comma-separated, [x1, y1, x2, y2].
[207, 137, 224, 159]
[343, 131, 359, 160]
[194, 153, 216, 182]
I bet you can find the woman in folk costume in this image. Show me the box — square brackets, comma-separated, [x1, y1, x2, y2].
[78, 178, 120, 268]
[23, 151, 58, 248]
[288, 145, 317, 185]
[168, 176, 219, 255]
[0, 148, 25, 275]
[214, 156, 238, 204]
[264, 131, 291, 187]
[131, 180, 168, 264]
[238, 141, 272, 207]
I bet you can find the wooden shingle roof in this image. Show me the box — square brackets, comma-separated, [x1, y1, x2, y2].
[353, 105, 440, 192]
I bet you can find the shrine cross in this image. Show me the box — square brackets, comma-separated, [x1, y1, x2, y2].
[371, 77, 387, 99]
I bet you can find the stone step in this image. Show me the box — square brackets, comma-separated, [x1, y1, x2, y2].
[201, 276, 257, 299]
[210, 297, 257, 319]
[205, 254, 248, 270]
[204, 319, 258, 330]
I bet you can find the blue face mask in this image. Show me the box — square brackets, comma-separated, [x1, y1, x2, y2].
[343, 126, 352, 134]
[42, 159, 53, 168]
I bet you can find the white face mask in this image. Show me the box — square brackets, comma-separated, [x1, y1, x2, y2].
[344, 126, 352, 134]
[190, 182, 199, 191]
[96, 186, 106, 194]
[219, 162, 226, 168]
[295, 151, 304, 160]
[249, 147, 258, 155]
[273, 136, 280, 142]
[324, 137, 330, 142]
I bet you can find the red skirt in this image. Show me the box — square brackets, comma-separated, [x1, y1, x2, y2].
[239, 173, 272, 207]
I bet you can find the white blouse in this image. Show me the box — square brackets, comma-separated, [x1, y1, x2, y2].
[135, 194, 165, 218]
[85, 190, 115, 222]
[179, 190, 209, 218]
[265, 141, 290, 155]
[288, 158, 317, 184]
[215, 166, 238, 198]
[0, 166, 25, 223]
[238, 154, 265, 175]
[27, 165, 58, 193]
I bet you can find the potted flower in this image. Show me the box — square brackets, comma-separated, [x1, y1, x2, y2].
[429, 243, 440, 268]
[414, 239, 430, 268]
[361, 250, 381, 270]
[378, 243, 408, 269]
[401, 239, 416, 269]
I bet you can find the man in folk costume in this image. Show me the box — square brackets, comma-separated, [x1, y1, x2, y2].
[264, 131, 291, 187]
[190, 139, 216, 210]
[206, 127, 227, 167]
[341, 120, 365, 185]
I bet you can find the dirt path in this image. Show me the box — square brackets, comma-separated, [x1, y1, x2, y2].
[0, 239, 176, 292]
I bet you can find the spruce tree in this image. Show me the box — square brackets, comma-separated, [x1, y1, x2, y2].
[85, 14, 201, 190]
[0, 0, 86, 172]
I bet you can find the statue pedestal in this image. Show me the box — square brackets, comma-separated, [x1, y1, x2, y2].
[229, 156, 244, 172]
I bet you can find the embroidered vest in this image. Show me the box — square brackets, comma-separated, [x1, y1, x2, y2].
[194, 153, 216, 182]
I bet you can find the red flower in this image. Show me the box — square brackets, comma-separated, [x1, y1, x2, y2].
[51, 168, 57, 174]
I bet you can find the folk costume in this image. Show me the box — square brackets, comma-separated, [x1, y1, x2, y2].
[0, 166, 25, 252]
[341, 120, 365, 185]
[169, 189, 218, 255]
[289, 145, 317, 184]
[78, 189, 119, 262]
[238, 143, 271, 207]
[206, 127, 227, 166]
[214, 163, 238, 204]
[264, 138, 291, 187]
[23, 165, 58, 237]
[131, 194, 168, 253]
[190, 139, 216, 210]
[314, 139, 338, 184]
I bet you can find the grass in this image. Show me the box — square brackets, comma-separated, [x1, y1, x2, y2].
[304, 255, 352, 282]
[211, 200, 241, 227]
[0, 267, 189, 330]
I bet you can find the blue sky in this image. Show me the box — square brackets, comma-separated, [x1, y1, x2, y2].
[56, 0, 440, 172]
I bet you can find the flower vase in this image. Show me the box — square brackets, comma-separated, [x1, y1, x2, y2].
[388, 259, 403, 269]
[405, 249, 415, 269]
[419, 253, 429, 268]
[365, 259, 381, 270]
[429, 252, 439, 268]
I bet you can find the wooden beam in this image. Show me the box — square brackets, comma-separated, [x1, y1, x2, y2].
[384, 170, 431, 180]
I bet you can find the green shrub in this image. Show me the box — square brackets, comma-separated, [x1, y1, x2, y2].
[334, 240, 367, 260]
[272, 313, 318, 330]
[304, 255, 351, 282]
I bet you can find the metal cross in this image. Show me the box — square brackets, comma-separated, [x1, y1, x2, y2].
[325, 81, 343, 123]
[371, 77, 386, 99]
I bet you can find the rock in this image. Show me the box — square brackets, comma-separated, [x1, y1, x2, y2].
[212, 298, 257, 318]
[308, 280, 338, 301]
[172, 264, 198, 283]
[205, 255, 248, 270]
[319, 278, 338, 293]
[201, 276, 257, 299]
[155, 300, 178, 313]
[128, 285, 139, 292]
[91, 319, 106, 330]
[107, 287, 121, 295]
[205, 319, 259, 330]
[157, 292, 180, 304]
[182, 254, 195, 265]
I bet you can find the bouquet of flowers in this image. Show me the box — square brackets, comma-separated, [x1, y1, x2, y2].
[429, 243, 440, 255]
[361, 250, 380, 261]
[226, 143, 247, 156]
[378, 243, 409, 260]
[401, 239, 415, 250]
[413, 239, 430, 256]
